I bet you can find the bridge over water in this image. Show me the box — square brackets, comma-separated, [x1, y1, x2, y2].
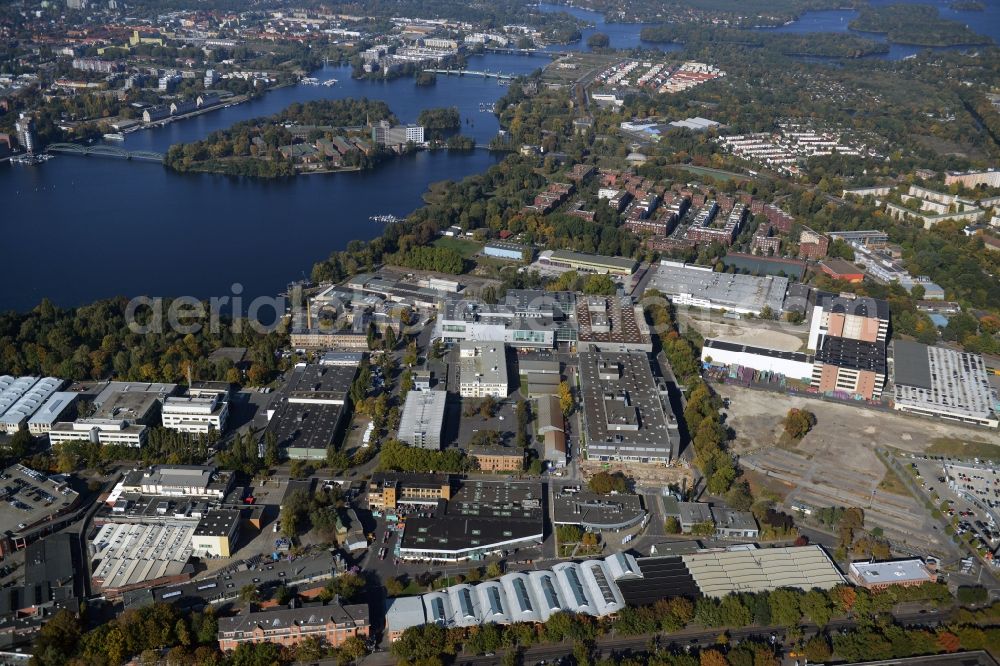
[422, 68, 514, 81]
[46, 143, 164, 162]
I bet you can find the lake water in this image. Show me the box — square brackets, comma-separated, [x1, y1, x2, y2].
[0, 53, 542, 312]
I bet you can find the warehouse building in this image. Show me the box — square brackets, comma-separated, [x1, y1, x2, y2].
[578, 352, 675, 463]
[680, 545, 844, 598]
[701, 339, 815, 381]
[551, 487, 646, 532]
[264, 364, 357, 460]
[26, 392, 78, 435]
[648, 260, 788, 316]
[397, 479, 543, 561]
[539, 250, 637, 276]
[892, 340, 998, 428]
[398, 390, 447, 449]
[90, 522, 196, 595]
[0, 377, 64, 434]
[484, 241, 530, 261]
[536, 394, 567, 468]
[385, 553, 639, 639]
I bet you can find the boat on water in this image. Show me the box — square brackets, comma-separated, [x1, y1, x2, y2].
[103, 132, 125, 141]
[369, 214, 400, 224]
[11, 153, 52, 165]
[321, 78, 338, 86]
[300, 77, 320, 85]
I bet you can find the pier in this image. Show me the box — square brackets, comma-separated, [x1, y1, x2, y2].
[45, 143, 165, 162]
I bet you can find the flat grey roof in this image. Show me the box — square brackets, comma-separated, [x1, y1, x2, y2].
[892, 339, 932, 390]
[704, 339, 813, 363]
[849, 559, 933, 585]
[648, 261, 788, 314]
[399, 390, 447, 444]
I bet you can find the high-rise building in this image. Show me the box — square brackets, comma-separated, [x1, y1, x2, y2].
[204, 69, 219, 88]
[15, 114, 36, 155]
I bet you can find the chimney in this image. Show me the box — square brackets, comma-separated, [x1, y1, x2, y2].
[306, 298, 312, 331]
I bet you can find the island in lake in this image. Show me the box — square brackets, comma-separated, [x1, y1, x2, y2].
[849, 3, 993, 46]
[163, 100, 476, 178]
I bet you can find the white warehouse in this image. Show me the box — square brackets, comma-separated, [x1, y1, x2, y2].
[701, 339, 815, 381]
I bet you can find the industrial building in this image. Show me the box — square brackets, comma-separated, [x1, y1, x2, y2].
[648, 260, 788, 316]
[483, 241, 529, 261]
[116, 465, 234, 501]
[892, 341, 998, 428]
[385, 553, 638, 639]
[701, 339, 815, 381]
[0, 377, 64, 434]
[536, 394, 567, 468]
[397, 479, 544, 561]
[436, 301, 558, 350]
[576, 295, 653, 352]
[190, 508, 241, 558]
[469, 447, 524, 472]
[578, 351, 675, 463]
[551, 487, 647, 532]
[218, 601, 370, 651]
[90, 522, 196, 594]
[458, 342, 509, 398]
[264, 364, 357, 460]
[848, 559, 937, 589]
[539, 250, 637, 276]
[26, 391, 78, 435]
[371, 121, 424, 146]
[398, 390, 447, 449]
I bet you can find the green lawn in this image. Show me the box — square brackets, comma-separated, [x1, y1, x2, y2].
[433, 236, 483, 259]
[928, 437, 1000, 461]
[671, 164, 754, 182]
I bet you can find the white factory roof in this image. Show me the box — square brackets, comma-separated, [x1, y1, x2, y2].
[90, 522, 195, 591]
[849, 559, 934, 586]
[0, 377, 62, 427]
[0, 376, 40, 417]
[385, 554, 637, 636]
[27, 391, 78, 428]
[681, 545, 845, 597]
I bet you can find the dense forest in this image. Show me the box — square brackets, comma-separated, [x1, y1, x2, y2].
[0, 297, 287, 384]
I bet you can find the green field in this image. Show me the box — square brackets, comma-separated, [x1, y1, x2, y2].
[671, 164, 754, 182]
[928, 437, 1000, 461]
[433, 236, 483, 258]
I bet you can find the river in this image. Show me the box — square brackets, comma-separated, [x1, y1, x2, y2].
[0, 53, 543, 312]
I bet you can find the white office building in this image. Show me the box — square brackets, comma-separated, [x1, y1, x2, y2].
[398, 391, 447, 450]
[161, 393, 229, 434]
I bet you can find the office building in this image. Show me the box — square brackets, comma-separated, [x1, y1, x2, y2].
[576, 295, 653, 353]
[218, 601, 370, 651]
[892, 341, 998, 428]
[848, 559, 937, 589]
[578, 351, 675, 463]
[710, 507, 759, 540]
[811, 335, 886, 400]
[469, 447, 524, 472]
[204, 69, 220, 87]
[398, 390, 447, 449]
[648, 260, 788, 316]
[458, 342, 508, 398]
[807, 293, 890, 351]
[367, 472, 452, 512]
[372, 121, 424, 146]
[49, 381, 177, 447]
[701, 339, 815, 381]
[264, 364, 356, 460]
[161, 390, 229, 434]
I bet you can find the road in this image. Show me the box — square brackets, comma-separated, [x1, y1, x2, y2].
[346, 607, 949, 665]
